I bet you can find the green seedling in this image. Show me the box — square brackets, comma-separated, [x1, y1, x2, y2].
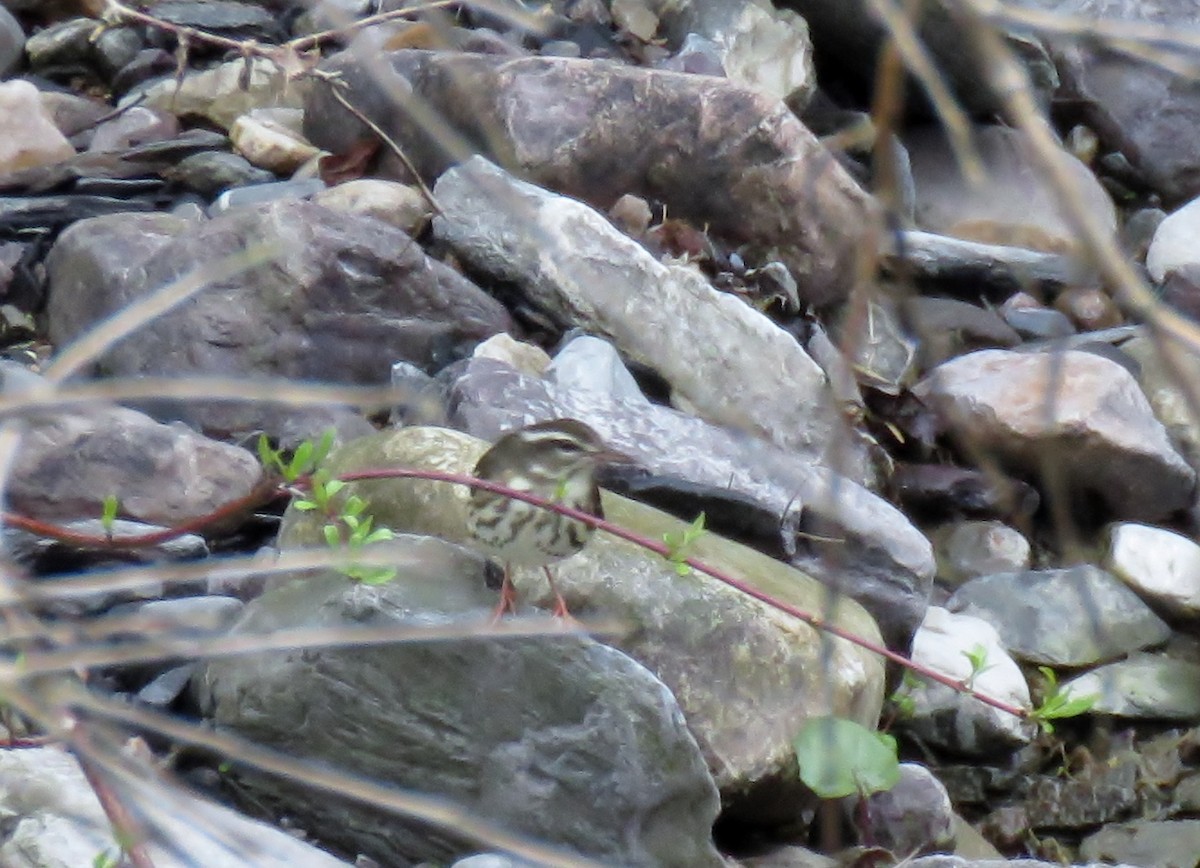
[1030, 666, 1097, 734]
[257, 429, 335, 483]
[100, 495, 119, 539]
[662, 512, 706, 576]
[962, 643, 995, 689]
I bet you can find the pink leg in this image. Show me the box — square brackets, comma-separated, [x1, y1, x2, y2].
[490, 564, 518, 622]
[543, 566, 575, 621]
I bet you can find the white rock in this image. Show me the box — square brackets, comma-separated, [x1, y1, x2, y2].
[231, 109, 319, 173]
[902, 606, 1034, 753]
[548, 335, 649, 405]
[312, 179, 431, 236]
[1106, 522, 1200, 619]
[1147, 194, 1200, 281]
[472, 333, 550, 377]
[0, 80, 75, 175]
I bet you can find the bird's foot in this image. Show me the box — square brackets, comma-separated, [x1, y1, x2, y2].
[490, 571, 518, 623]
[544, 567, 580, 629]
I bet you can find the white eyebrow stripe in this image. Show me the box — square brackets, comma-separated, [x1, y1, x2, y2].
[515, 430, 585, 447]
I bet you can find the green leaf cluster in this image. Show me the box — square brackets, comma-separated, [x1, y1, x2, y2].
[1030, 666, 1097, 734]
[257, 430, 334, 483]
[662, 512, 706, 576]
[283, 434, 397, 586]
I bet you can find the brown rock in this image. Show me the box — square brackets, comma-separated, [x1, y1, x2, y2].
[304, 47, 876, 306]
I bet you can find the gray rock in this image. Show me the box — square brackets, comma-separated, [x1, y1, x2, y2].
[24, 17, 97, 73]
[1081, 819, 1200, 868]
[947, 566, 1172, 667]
[903, 295, 1022, 371]
[907, 124, 1116, 256]
[87, 105, 180, 153]
[0, 748, 352, 867]
[209, 178, 326, 213]
[862, 764, 956, 857]
[278, 426, 886, 818]
[1001, 305, 1076, 341]
[165, 151, 276, 197]
[433, 157, 843, 461]
[0, 3, 23, 77]
[196, 541, 724, 866]
[44, 200, 512, 440]
[1063, 654, 1200, 720]
[880, 231, 1093, 294]
[933, 520, 1031, 586]
[444, 354, 934, 649]
[1038, 0, 1200, 202]
[547, 335, 648, 406]
[914, 348, 1196, 522]
[92, 25, 143, 80]
[1122, 331, 1200, 473]
[1148, 194, 1200, 281]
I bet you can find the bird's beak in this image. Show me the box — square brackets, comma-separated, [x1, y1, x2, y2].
[594, 447, 636, 466]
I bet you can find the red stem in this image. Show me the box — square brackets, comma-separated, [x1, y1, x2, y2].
[339, 467, 1030, 721]
[0, 465, 1029, 721]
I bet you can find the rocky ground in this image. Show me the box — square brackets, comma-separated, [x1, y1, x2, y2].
[3, 0, 1200, 866]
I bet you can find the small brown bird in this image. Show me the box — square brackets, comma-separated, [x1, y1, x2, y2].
[466, 419, 624, 618]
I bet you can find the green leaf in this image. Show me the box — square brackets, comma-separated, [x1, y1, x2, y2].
[1029, 666, 1098, 734]
[364, 527, 394, 544]
[256, 434, 279, 473]
[794, 716, 900, 799]
[323, 523, 342, 548]
[286, 440, 313, 481]
[662, 512, 706, 574]
[293, 499, 318, 512]
[311, 429, 336, 468]
[100, 495, 118, 536]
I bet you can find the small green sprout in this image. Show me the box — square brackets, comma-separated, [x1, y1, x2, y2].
[323, 495, 397, 585]
[662, 512, 706, 576]
[962, 643, 995, 689]
[888, 669, 923, 720]
[257, 429, 335, 483]
[293, 472, 344, 513]
[1030, 666, 1097, 734]
[100, 495, 119, 539]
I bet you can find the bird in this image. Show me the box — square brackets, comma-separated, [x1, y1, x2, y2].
[465, 419, 626, 619]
